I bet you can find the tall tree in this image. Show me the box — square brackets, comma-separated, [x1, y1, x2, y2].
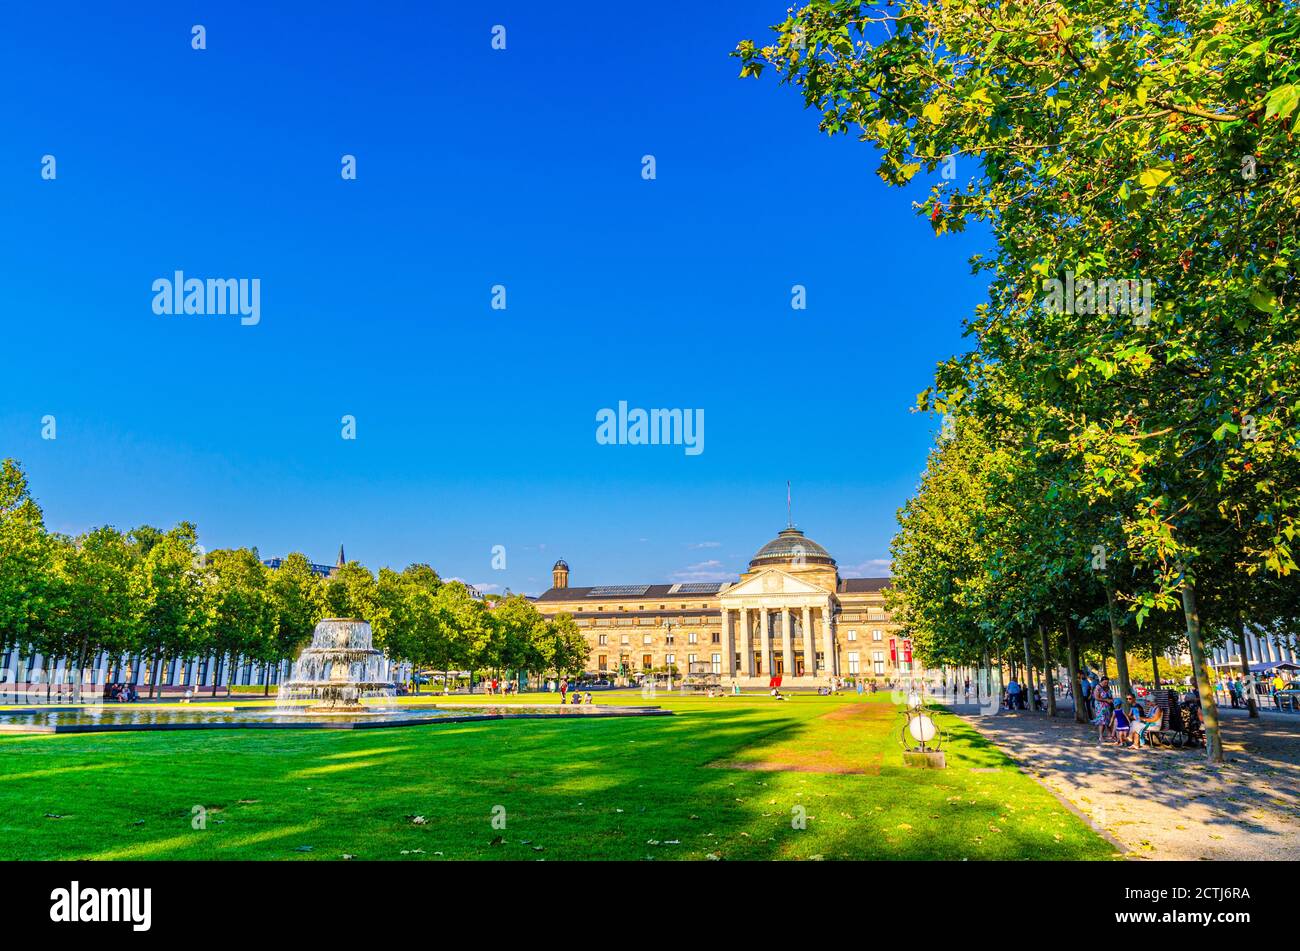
[0, 459, 52, 669]
[47, 526, 137, 698]
[201, 549, 275, 697]
[738, 0, 1300, 762]
[129, 523, 205, 698]
[266, 553, 324, 695]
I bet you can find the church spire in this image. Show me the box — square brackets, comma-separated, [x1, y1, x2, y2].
[336, 544, 345, 568]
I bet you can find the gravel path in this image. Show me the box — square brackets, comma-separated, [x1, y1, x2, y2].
[946, 699, 1300, 860]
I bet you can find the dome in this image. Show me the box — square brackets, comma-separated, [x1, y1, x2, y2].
[749, 528, 836, 570]
[553, 559, 569, 570]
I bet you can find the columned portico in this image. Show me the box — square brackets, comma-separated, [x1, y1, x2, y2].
[740, 608, 754, 676]
[718, 562, 839, 687]
[781, 607, 794, 678]
[802, 605, 814, 674]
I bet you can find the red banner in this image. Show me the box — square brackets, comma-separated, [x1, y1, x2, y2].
[902, 639, 913, 665]
[889, 638, 897, 664]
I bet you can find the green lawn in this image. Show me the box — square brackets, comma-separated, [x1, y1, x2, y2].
[0, 693, 1115, 860]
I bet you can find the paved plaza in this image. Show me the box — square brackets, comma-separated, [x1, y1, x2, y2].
[946, 698, 1300, 860]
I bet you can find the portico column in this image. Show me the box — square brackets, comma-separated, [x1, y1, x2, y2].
[741, 609, 754, 676]
[802, 605, 814, 676]
[723, 609, 736, 676]
[781, 607, 794, 679]
[821, 603, 836, 677]
[759, 606, 771, 678]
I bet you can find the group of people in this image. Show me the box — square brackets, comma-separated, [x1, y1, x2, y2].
[1002, 678, 1043, 711]
[104, 682, 139, 703]
[556, 679, 595, 704]
[1086, 676, 1165, 747]
[1218, 672, 1291, 709]
[480, 677, 518, 696]
[940, 678, 979, 703]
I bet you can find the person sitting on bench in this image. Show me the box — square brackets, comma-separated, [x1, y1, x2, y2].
[1132, 700, 1162, 748]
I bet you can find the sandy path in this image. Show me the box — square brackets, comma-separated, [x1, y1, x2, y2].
[947, 700, 1300, 860]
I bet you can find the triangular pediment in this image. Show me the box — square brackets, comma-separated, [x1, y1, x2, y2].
[720, 568, 829, 600]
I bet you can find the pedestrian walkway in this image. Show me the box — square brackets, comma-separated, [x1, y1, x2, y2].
[939, 695, 1300, 859]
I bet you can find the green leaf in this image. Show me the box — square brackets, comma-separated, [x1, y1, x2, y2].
[1250, 288, 1277, 314]
[1265, 83, 1299, 122]
[1138, 165, 1174, 193]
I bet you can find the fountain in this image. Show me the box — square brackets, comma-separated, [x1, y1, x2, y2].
[0, 616, 674, 733]
[277, 619, 396, 713]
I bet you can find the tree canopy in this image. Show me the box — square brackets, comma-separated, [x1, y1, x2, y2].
[0, 459, 585, 693]
[737, 0, 1300, 761]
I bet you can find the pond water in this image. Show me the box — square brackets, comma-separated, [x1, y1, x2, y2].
[0, 703, 669, 733]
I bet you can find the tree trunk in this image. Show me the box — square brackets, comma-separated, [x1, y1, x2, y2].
[1022, 635, 1036, 709]
[1150, 642, 1160, 687]
[1236, 614, 1259, 719]
[211, 655, 222, 697]
[74, 637, 92, 703]
[150, 654, 163, 699]
[1181, 576, 1223, 763]
[1038, 623, 1057, 717]
[1104, 584, 1132, 702]
[1064, 617, 1087, 723]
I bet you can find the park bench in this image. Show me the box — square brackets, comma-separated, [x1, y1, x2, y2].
[1146, 689, 1205, 749]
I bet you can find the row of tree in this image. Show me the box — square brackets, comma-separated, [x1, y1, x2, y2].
[738, 0, 1300, 760]
[0, 459, 588, 696]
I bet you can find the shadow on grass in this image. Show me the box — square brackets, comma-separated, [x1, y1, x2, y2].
[0, 696, 1114, 861]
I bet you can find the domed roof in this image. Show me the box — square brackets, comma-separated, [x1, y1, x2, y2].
[553, 559, 569, 570]
[749, 528, 836, 570]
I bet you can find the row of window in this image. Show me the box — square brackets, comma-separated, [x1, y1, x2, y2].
[596, 653, 722, 673]
[592, 628, 888, 647]
[592, 603, 714, 612]
[594, 648, 894, 678]
[845, 650, 888, 675]
[596, 632, 719, 646]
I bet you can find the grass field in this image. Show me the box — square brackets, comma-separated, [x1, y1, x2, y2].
[0, 692, 1116, 860]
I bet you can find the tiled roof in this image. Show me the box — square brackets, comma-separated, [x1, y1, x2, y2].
[536, 584, 698, 602]
[838, 577, 892, 593]
[536, 577, 892, 601]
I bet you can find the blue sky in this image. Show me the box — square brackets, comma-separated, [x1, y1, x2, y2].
[1, 1, 988, 595]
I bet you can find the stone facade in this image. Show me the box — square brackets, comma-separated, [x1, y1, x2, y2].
[535, 527, 915, 687]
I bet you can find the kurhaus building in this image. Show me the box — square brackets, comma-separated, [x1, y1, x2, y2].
[535, 527, 912, 686]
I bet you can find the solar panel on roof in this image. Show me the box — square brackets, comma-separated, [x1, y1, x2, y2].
[675, 582, 723, 594]
[587, 585, 650, 597]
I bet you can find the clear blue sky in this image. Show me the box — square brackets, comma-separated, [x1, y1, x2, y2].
[1, 1, 988, 596]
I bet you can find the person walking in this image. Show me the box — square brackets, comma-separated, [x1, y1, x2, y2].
[559, 677, 568, 704]
[1094, 676, 1115, 744]
[1006, 677, 1021, 712]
